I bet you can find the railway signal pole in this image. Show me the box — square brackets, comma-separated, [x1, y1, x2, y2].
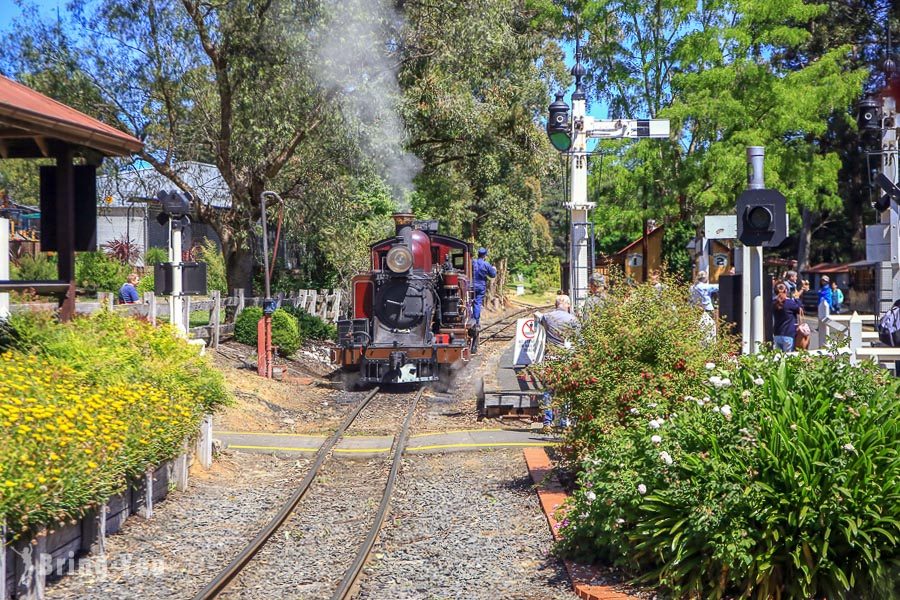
[860, 51, 900, 313]
[546, 45, 669, 310]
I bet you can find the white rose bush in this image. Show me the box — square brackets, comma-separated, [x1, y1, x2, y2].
[551, 281, 900, 598]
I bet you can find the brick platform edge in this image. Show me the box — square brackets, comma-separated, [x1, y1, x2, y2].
[523, 447, 639, 600]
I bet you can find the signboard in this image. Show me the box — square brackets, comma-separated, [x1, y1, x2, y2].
[704, 215, 737, 240]
[513, 316, 545, 367]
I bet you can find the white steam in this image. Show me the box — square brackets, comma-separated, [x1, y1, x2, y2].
[314, 0, 421, 209]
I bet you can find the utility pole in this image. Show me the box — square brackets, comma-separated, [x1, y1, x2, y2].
[546, 43, 669, 311]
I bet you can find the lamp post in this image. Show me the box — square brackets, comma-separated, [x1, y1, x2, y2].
[545, 43, 670, 310]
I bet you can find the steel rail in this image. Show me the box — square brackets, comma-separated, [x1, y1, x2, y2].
[192, 387, 382, 600]
[330, 388, 423, 600]
[479, 304, 552, 343]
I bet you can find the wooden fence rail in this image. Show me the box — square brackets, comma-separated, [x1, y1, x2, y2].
[9, 288, 343, 349]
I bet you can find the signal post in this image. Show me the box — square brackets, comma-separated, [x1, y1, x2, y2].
[546, 49, 669, 310]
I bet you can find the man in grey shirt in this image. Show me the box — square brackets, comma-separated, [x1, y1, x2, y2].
[542, 294, 579, 347]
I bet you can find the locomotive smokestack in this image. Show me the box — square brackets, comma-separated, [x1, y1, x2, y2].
[392, 212, 415, 236]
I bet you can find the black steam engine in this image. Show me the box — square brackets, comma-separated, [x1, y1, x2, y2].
[332, 213, 474, 384]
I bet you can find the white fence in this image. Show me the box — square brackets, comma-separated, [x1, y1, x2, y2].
[817, 311, 900, 373]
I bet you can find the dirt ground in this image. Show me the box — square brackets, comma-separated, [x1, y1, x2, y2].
[213, 303, 532, 435]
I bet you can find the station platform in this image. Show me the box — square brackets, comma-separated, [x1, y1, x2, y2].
[217, 427, 556, 458]
[479, 340, 544, 417]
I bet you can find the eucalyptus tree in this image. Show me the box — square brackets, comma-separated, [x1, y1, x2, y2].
[2, 0, 350, 292]
[398, 0, 568, 294]
[535, 0, 868, 271]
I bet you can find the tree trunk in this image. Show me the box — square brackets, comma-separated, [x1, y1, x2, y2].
[488, 258, 507, 311]
[797, 206, 816, 272]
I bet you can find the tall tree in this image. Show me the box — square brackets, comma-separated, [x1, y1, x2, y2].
[2, 0, 348, 292]
[399, 0, 567, 297]
[536, 0, 868, 271]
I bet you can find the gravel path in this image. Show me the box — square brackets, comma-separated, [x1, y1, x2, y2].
[357, 450, 577, 600]
[45, 453, 310, 600]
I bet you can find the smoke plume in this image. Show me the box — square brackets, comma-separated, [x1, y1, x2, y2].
[314, 0, 421, 209]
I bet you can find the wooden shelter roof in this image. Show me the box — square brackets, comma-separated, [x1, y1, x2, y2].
[0, 75, 142, 158]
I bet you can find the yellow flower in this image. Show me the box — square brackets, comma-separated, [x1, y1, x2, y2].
[4, 480, 14, 487]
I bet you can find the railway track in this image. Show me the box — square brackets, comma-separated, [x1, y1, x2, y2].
[478, 303, 551, 344]
[192, 387, 422, 600]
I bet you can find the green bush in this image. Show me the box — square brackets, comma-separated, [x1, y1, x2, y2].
[536, 275, 735, 436]
[143, 247, 168, 266]
[271, 308, 301, 356]
[75, 251, 127, 293]
[193, 238, 227, 294]
[558, 351, 900, 598]
[234, 306, 264, 346]
[234, 306, 301, 356]
[11, 253, 57, 280]
[280, 304, 338, 341]
[136, 269, 154, 294]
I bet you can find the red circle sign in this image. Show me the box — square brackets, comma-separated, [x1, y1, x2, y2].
[520, 317, 536, 339]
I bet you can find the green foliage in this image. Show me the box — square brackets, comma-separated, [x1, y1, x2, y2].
[536, 275, 736, 433]
[234, 306, 264, 347]
[512, 255, 560, 294]
[11, 253, 57, 280]
[194, 238, 227, 294]
[279, 304, 338, 341]
[233, 306, 301, 356]
[661, 220, 695, 280]
[559, 352, 900, 598]
[143, 247, 168, 266]
[136, 269, 154, 294]
[270, 309, 301, 356]
[75, 251, 127, 293]
[572, 0, 868, 265]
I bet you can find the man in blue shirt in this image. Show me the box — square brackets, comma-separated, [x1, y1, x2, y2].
[817, 275, 834, 318]
[119, 273, 140, 304]
[472, 247, 496, 328]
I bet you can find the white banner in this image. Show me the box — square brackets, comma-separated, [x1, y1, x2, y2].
[513, 314, 545, 367]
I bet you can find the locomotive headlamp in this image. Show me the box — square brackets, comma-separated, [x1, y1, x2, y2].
[386, 246, 413, 273]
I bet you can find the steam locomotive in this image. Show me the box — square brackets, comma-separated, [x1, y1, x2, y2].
[332, 213, 474, 384]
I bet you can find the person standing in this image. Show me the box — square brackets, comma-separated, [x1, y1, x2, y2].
[471, 247, 496, 328]
[540, 294, 580, 433]
[691, 271, 719, 343]
[784, 270, 798, 297]
[118, 273, 140, 304]
[830, 280, 844, 314]
[582, 274, 607, 316]
[817, 275, 834, 319]
[772, 282, 802, 351]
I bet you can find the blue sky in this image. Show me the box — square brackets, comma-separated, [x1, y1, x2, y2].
[0, 0, 63, 25]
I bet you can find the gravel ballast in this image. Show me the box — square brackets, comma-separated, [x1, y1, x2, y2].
[358, 450, 577, 600]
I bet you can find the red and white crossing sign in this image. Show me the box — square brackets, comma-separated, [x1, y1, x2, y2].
[520, 317, 536, 339]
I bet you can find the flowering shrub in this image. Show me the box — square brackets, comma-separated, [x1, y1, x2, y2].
[535, 277, 735, 451]
[0, 312, 229, 537]
[559, 352, 900, 598]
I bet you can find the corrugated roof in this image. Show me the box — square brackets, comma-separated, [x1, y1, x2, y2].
[97, 161, 232, 209]
[0, 75, 142, 157]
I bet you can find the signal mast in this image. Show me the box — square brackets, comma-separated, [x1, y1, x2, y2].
[546, 39, 669, 310]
